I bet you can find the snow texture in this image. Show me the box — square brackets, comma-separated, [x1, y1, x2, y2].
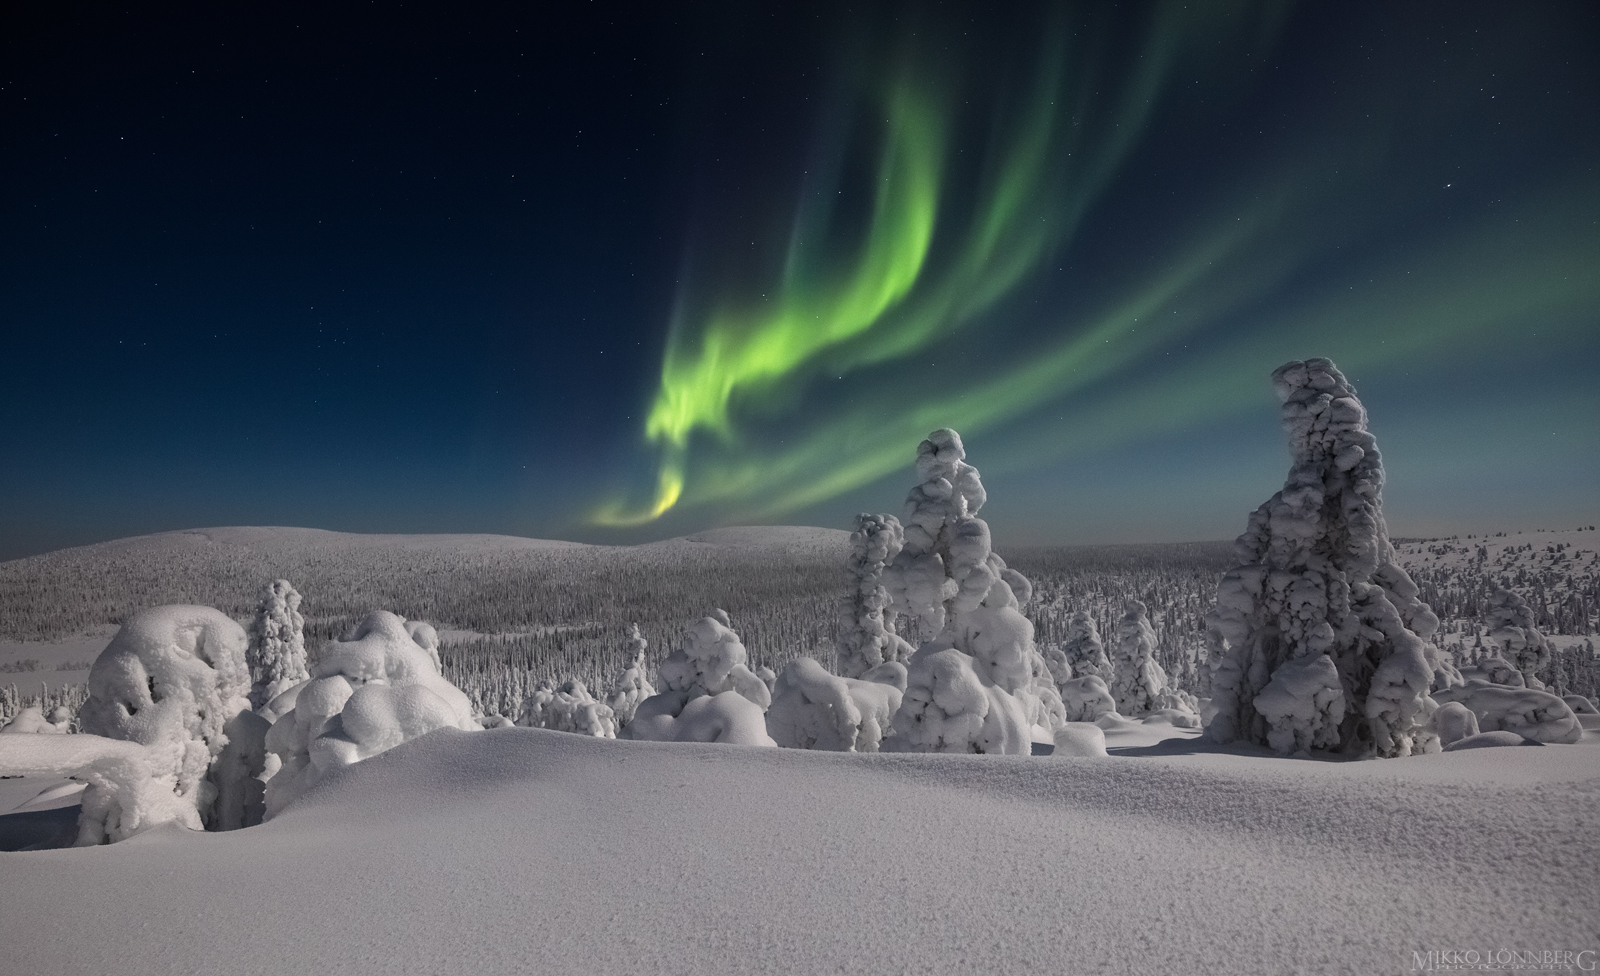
[1204, 359, 1444, 757]
[246, 579, 309, 710]
[1059, 610, 1112, 681]
[603, 624, 656, 729]
[836, 513, 916, 679]
[77, 605, 253, 840]
[262, 610, 478, 818]
[884, 430, 1063, 754]
[624, 611, 776, 747]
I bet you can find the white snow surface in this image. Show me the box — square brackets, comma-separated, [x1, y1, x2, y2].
[2, 727, 1596, 975]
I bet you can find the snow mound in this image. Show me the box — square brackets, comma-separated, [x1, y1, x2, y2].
[1051, 722, 1108, 757]
[1432, 681, 1582, 744]
[1442, 730, 1543, 751]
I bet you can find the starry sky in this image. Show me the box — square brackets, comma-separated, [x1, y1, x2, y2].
[1, 1, 1596, 561]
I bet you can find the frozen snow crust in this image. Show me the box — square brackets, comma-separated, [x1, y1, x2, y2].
[3, 727, 1597, 976]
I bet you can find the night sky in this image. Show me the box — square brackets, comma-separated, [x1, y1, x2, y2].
[2, 2, 1596, 561]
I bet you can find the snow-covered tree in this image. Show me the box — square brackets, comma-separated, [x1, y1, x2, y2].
[837, 513, 917, 679]
[766, 657, 906, 752]
[1204, 359, 1444, 758]
[1110, 600, 1166, 716]
[246, 579, 309, 710]
[604, 624, 656, 729]
[517, 678, 617, 738]
[1060, 611, 1112, 681]
[78, 605, 254, 840]
[1484, 588, 1551, 690]
[882, 429, 1063, 754]
[263, 610, 478, 818]
[1058, 675, 1118, 722]
[625, 610, 775, 746]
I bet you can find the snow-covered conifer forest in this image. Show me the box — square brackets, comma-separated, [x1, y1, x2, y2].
[2, 359, 1597, 975]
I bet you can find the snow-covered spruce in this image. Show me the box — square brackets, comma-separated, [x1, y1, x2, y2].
[1483, 588, 1552, 690]
[882, 429, 1065, 754]
[836, 513, 917, 679]
[604, 624, 657, 729]
[516, 678, 617, 738]
[766, 657, 906, 752]
[1060, 611, 1112, 681]
[1110, 600, 1164, 716]
[624, 610, 775, 746]
[1204, 359, 1445, 757]
[262, 610, 478, 818]
[246, 579, 310, 711]
[77, 605, 255, 842]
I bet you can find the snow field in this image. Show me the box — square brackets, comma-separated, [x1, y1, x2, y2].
[2, 726, 1596, 976]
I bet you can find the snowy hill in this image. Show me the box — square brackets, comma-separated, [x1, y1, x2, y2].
[3, 726, 1595, 975]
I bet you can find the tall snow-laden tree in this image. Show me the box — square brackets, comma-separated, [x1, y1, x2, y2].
[1110, 600, 1167, 716]
[605, 624, 656, 729]
[247, 579, 309, 711]
[882, 429, 1064, 754]
[837, 513, 916, 679]
[1061, 611, 1112, 682]
[1204, 358, 1444, 757]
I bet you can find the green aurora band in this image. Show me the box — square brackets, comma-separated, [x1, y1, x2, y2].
[594, 4, 1599, 529]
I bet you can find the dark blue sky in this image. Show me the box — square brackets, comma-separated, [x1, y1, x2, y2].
[2, 1, 1596, 560]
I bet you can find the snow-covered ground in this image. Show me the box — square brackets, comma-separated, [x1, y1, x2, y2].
[3, 724, 1596, 975]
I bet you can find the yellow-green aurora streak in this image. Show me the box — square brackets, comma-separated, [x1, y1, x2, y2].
[594, 7, 1204, 526]
[594, 3, 1597, 530]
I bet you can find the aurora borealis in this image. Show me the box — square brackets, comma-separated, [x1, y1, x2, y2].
[1, 2, 1596, 558]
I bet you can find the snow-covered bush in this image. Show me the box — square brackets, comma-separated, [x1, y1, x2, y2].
[1432, 701, 1479, 748]
[263, 610, 478, 818]
[883, 430, 1063, 754]
[625, 611, 775, 747]
[1477, 655, 1524, 688]
[1484, 588, 1551, 690]
[837, 513, 916, 679]
[1204, 359, 1444, 758]
[1432, 680, 1581, 744]
[1058, 674, 1117, 722]
[0, 705, 71, 733]
[766, 657, 906, 752]
[516, 678, 617, 738]
[246, 579, 309, 710]
[604, 624, 656, 729]
[77, 605, 254, 838]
